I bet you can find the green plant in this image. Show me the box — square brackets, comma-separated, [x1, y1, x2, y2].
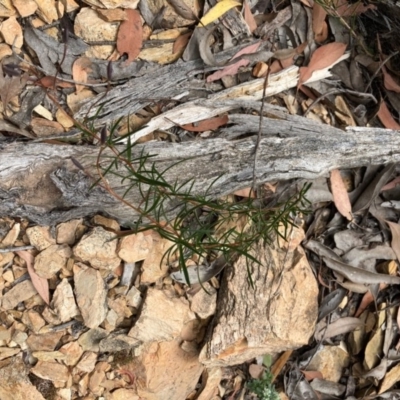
[78, 118, 311, 285]
[247, 369, 280, 400]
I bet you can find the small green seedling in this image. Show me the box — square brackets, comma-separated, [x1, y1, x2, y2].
[247, 367, 280, 399]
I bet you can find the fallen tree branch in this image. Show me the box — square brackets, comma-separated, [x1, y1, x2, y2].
[1, 103, 399, 226]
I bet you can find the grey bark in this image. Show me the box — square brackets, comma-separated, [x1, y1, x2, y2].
[1, 104, 399, 227]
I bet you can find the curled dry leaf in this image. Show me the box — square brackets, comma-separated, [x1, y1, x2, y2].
[298, 42, 347, 85]
[199, 26, 225, 66]
[330, 169, 352, 220]
[117, 9, 143, 65]
[16, 250, 50, 305]
[199, 0, 241, 27]
[72, 57, 92, 93]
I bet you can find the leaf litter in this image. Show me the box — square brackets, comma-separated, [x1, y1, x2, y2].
[1, 0, 400, 399]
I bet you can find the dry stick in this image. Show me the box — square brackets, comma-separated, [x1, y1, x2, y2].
[364, 51, 399, 93]
[0, 245, 34, 253]
[303, 88, 377, 118]
[252, 63, 271, 193]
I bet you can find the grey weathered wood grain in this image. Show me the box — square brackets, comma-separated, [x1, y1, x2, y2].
[74, 41, 264, 126]
[1, 103, 399, 226]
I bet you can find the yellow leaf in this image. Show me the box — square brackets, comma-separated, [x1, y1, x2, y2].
[199, 0, 241, 26]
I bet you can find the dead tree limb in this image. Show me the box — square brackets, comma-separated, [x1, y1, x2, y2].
[1, 104, 399, 226]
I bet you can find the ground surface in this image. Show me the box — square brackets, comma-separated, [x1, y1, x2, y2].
[1, 0, 400, 399]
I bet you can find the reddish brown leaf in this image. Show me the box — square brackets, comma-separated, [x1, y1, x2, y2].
[207, 59, 249, 82]
[377, 101, 400, 130]
[312, 4, 327, 42]
[382, 176, 400, 191]
[301, 370, 324, 381]
[382, 65, 400, 93]
[117, 9, 143, 65]
[172, 32, 192, 54]
[16, 250, 50, 305]
[269, 43, 307, 74]
[181, 115, 229, 132]
[355, 284, 386, 317]
[35, 76, 74, 89]
[333, 0, 376, 16]
[206, 42, 261, 82]
[243, 0, 257, 33]
[330, 169, 352, 220]
[299, 42, 347, 85]
[316, 23, 329, 44]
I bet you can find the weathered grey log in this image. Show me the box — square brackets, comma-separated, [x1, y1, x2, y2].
[73, 40, 269, 126]
[1, 104, 399, 226]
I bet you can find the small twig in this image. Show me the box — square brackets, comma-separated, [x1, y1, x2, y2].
[365, 51, 399, 93]
[0, 245, 34, 253]
[252, 64, 271, 192]
[36, 21, 60, 31]
[304, 88, 377, 118]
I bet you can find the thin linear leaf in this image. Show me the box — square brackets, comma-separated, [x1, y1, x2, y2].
[323, 256, 400, 285]
[315, 317, 363, 341]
